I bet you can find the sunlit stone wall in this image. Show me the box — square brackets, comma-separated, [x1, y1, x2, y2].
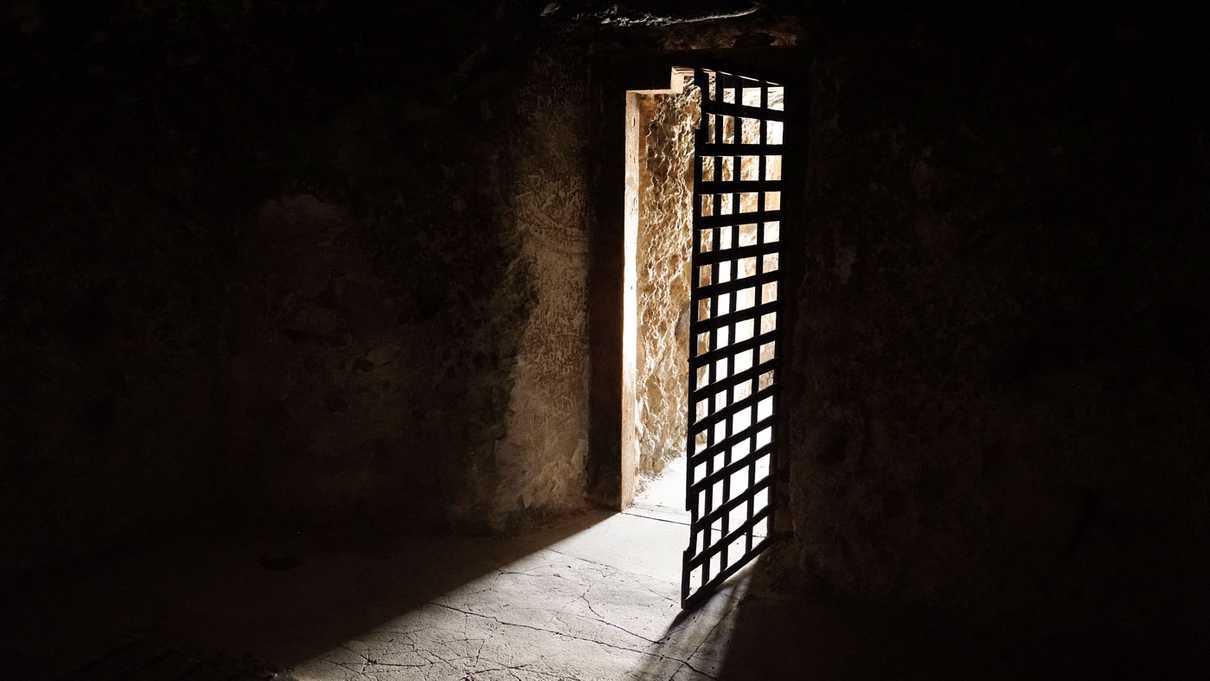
[634, 86, 700, 479]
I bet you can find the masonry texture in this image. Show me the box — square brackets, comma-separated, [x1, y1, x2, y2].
[221, 44, 592, 535]
[634, 87, 698, 478]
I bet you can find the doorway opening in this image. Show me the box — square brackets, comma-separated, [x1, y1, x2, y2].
[622, 67, 698, 525]
[621, 67, 787, 604]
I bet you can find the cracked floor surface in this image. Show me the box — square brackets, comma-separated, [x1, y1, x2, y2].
[273, 509, 762, 681]
[7, 508, 1016, 680]
[8, 510, 787, 681]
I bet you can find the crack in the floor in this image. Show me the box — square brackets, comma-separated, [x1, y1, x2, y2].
[540, 547, 683, 602]
[467, 659, 594, 681]
[474, 634, 487, 666]
[663, 602, 732, 681]
[541, 548, 620, 577]
[337, 641, 448, 675]
[467, 661, 533, 680]
[427, 601, 716, 679]
[367, 658, 441, 669]
[326, 658, 374, 679]
[574, 588, 669, 645]
[579, 588, 603, 620]
[335, 642, 371, 675]
[324, 648, 533, 681]
[498, 567, 574, 580]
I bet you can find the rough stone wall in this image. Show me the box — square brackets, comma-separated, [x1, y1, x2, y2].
[2, 2, 595, 575]
[634, 88, 699, 477]
[222, 46, 594, 532]
[785, 20, 1210, 639]
[226, 181, 530, 531]
[491, 51, 592, 522]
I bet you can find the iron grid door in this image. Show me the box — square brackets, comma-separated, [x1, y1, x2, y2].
[682, 67, 785, 607]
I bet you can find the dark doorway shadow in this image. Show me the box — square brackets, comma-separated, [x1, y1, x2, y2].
[634, 545, 1207, 680]
[633, 552, 1012, 680]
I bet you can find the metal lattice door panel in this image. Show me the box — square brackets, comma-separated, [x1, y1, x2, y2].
[682, 67, 785, 607]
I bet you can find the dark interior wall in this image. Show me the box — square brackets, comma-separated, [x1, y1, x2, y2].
[2, 1, 594, 576]
[3, 1, 246, 575]
[786, 16, 1210, 638]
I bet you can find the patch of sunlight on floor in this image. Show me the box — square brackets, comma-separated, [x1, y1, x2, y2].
[290, 510, 747, 681]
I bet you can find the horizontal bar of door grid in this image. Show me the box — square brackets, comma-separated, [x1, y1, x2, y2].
[686, 505, 772, 572]
[697, 209, 781, 229]
[690, 356, 778, 405]
[690, 328, 777, 369]
[693, 299, 779, 334]
[702, 100, 786, 121]
[696, 179, 783, 193]
[689, 441, 774, 495]
[692, 411, 774, 469]
[688, 385, 778, 439]
[693, 269, 778, 299]
[693, 240, 781, 265]
[690, 476, 772, 535]
[689, 410, 776, 465]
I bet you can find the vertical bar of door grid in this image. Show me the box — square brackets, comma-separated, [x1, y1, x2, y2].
[703, 76, 722, 587]
[711, 70, 730, 575]
[764, 79, 781, 540]
[746, 80, 768, 555]
[711, 74, 730, 573]
[682, 68, 705, 605]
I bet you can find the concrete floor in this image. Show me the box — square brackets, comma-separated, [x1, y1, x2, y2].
[7, 509, 773, 681]
[8, 506, 1024, 681]
[283, 511, 738, 681]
